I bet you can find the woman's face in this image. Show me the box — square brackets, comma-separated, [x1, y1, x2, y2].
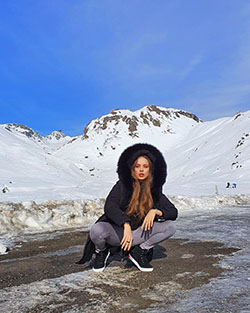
[134, 156, 150, 180]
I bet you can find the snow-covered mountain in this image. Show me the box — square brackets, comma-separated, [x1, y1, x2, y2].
[44, 130, 76, 150]
[83, 105, 201, 141]
[55, 105, 201, 167]
[0, 106, 249, 202]
[0, 123, 87, 201]
[166, 111, 250, 195]
[4, 123, 43, 142]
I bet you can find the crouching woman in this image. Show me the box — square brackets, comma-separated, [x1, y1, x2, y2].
[77, 143, 178, 272]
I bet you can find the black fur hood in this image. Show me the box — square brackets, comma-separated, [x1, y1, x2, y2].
[117, 143, 167, 192]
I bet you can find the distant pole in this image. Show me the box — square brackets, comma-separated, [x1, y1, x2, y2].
[215, 185, 219, 195]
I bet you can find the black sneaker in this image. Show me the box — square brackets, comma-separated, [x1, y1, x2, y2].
[93, 248, 110, 272]
[128, 246, 153, 272]
[146, 247, 153, 263]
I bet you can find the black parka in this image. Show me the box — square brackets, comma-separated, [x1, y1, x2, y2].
[77, 143, 178, 264]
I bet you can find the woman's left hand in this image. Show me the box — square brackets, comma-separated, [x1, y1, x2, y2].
[141, 209, 162, 231]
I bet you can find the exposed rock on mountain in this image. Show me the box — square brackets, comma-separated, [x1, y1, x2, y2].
[4, 123, 43, 141]
[83, 105, 201, 141]
[45, 130, 67, 141]
[3, 124, 73, 146]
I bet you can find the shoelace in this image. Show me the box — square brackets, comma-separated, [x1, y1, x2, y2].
[95, 251, 107, 265]
[139, 250, 149, 265]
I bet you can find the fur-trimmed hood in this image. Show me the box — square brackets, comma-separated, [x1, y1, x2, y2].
[117, 143, 167, 192]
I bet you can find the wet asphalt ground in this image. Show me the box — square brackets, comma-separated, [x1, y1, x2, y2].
[0, 205, 249, 312]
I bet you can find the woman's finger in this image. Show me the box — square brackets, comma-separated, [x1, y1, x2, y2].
[142, 221, 148, 231]
[142, 217, 149, 230]
[141, 219, 146, 229]
[144, 220, 152, 231]
[122, 241, 131, 251]
[145, 218, 150, 230]
[121, 235, 133, 250]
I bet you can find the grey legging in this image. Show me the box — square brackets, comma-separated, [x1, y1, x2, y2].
[89, 220, 176, 252]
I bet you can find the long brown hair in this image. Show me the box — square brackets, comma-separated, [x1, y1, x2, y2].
[126, 156, 153, 219]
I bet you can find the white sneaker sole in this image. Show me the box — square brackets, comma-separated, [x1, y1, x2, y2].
[93, 251, 110, 272]
[128, 254, 153, 272]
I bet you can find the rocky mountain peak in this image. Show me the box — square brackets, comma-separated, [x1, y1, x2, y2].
[83, 105, 201, 140]
[4, 123, 43, 141]
[45, 130, 67, 141]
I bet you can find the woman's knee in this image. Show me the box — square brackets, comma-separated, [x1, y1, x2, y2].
[89, 222, 107, 242]
[154, 220, 176, 237]
[165, 220, 176, 237]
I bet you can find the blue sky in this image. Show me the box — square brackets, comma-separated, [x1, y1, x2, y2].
[1, 0, 250, 136]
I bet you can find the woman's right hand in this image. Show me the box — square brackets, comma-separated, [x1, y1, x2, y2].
[121, 222, 133, 251]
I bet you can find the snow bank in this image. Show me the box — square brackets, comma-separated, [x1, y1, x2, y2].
[1, 195, 250, 236]
[169, 194, 250, 213]
[0, 199, 105, 235]
[0, 194, 250, 255]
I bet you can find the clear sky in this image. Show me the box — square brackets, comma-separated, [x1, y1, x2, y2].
[1, 0, 250, 136]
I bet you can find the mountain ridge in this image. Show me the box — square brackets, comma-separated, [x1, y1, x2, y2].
[0, 106, 249, 202]
[83, 105, 201, 140]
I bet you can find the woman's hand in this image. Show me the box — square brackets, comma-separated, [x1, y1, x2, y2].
[121, 222, 133, 251]
[141, 209, 163, 231]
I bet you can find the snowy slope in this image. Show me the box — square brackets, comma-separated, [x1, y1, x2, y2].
[0, 107, 249, 203]
[0, 124, 90, 202]
[166, 111, 250, 195]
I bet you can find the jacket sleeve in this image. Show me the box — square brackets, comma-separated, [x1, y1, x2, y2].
[104, 181, 131, 227]
[155, 194, 178, 221]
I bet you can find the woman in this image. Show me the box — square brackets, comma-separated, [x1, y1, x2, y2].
[77, 143, 178, 272]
